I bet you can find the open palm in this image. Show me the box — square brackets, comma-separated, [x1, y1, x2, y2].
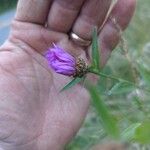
[0, 0, 136, 149]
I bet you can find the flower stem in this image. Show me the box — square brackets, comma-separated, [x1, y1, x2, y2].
[89, 69, 134, 85]
[88, 69, 150, 93]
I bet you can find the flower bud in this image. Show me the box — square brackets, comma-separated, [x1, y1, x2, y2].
[45, 44, 76, 76]
[45, 44, 88, 77]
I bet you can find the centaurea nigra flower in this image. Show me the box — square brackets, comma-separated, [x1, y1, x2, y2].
[45, 44, 87, 77]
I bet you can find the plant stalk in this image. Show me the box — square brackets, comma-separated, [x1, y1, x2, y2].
[89, 69, 134, 85]
[88, 69, 150, 93]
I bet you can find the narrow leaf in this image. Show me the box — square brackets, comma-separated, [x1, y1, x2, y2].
[92, 27, 100, 71]
[86, 83, 120, 138]
[61, 77, 85, 92]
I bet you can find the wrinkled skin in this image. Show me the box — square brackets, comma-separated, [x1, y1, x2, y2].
[0, 0, 136, 149]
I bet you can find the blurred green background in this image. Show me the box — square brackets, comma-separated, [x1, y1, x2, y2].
[0, 0, 150, 149]
[0, 0, 17, 13]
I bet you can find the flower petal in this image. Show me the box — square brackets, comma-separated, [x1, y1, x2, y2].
[45, 44, 76, 76]
[50, 46, 75, 63]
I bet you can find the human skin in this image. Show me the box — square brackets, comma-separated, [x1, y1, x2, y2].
[0, 0, 136, 150]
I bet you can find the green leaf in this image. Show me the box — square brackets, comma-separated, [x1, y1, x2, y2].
[107, 81, 135, 95]
[121, 123, 141, 141]
[133, 121, 150, 144]
[92, 27, 100, 71]
[86, 83, 120, 138]
[61, 77, 85, 92]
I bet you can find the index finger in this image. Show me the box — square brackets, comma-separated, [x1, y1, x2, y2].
[15, 0, 52, 25]
[99, 0, 136, 66]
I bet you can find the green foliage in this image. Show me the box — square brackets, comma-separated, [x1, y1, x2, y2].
[121, 123, 141, 141]
[133, 121, 150, 144]
[138, 64, 150, 87]
[0, 0, 17, 13]
[107, 81, 135, 95]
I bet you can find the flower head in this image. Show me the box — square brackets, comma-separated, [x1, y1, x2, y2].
[45, 44, 76, 76]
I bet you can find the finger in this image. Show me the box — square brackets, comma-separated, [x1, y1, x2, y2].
[10, 21, 66, 53]
[15, 0, 53, 24]
[72, 0, 112, 40]
[47, 0, 85, 32]
[99, 0, 136, 66]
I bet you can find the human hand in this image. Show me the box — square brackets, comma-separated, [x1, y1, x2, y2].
[0, 0, 136, 149]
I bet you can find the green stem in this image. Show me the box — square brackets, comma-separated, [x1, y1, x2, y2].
[88, 69, 150, 93]
[89, 69, 134, 85]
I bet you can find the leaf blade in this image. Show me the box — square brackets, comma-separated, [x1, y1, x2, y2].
[92, 27, 100, 71]
[61, 77, 85, 92]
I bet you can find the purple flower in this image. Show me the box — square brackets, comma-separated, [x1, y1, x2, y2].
[45, 44, 76, 76]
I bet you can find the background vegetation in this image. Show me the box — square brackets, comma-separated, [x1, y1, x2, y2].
[0, 0, 17, 13]
[67, 0, 150, 149]
[0, 0, 150, 149]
